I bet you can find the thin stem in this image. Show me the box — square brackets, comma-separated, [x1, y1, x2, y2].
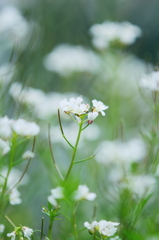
[5, 215, 16, 228]
[48, 123, 64, 181]
[72, 202, 80, 240]
[6, 137, 36, 194]
[65, 121, 83, 180]
[58, 109, 74, 149]
[40, 217, 44, 240]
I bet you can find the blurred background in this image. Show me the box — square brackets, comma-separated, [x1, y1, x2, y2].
[1, 0, 159, 240]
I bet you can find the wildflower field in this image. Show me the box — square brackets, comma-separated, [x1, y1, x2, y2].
[0, 1, 159, 240]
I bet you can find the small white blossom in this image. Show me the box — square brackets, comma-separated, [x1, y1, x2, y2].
[22, 227, 33, 240]
[47, 186, 64, 207]
[12, 119, 40, 137]
[22, 150, 35, 159]
[0, 224, 5, 233]
[88, 112, 98, 124]
[74, 185, 96, 201]
[9, 188, 22, 205]
[98, 220, 120, 237]
[84, 221, 98, 234]
[110, 236, 122, 240]
[0, 138, 10, 156]
[92, 100, 108, 116]
[7, 231, 16, 240]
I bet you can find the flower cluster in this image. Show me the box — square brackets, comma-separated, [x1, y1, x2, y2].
[59, 97, 108, 124]
[90, 21, 141, 49]
[0, 116, 40, 156]
[7, 226, 33, 240]
[84, 220, 119, 237]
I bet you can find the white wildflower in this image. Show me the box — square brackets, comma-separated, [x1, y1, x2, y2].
[140, 71, 159, 92]
[9, 188, 22, 205]
[47, 186, 64, 207]
[88, 112, 98, 124]
[84, 221, 98, 234]
[74, 185, 96, 201]
[43, 44, 100, 76]
[98, 220, 119, 237]
[12, 119, 40, 136]
[22, 227, 33, 240]
[7, 231, 16, 240]
[110, 236, 122, 240]
[0, 224, 5, 233]
[22, 150, 35, 159]
[92, 100, 108, 116]
[0, 138, 10, 156]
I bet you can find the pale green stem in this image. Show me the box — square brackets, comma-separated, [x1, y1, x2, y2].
[65, 121, 83, 180]
[48, 218, 54, 240]
[72, 202, 80, 240]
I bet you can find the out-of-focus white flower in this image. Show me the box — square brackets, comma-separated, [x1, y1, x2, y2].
[43, 44, 100, 76]
[7, 231, 16, 240]
[74, 185, 96, 201]
[126, 175, 156, 197]
[22, 150, 35, 159]
[140, 71, 159, 91]
[0, 6, 28, 42]
[47, 186, 64, 207]
[9, 188, 22, 205]
[92, 100, 108, 116]
[95, 138, 146, 165]
[0, 138, 10, 156]
[0, 116, 12, 140]
[0, 224, 5, 233]
[12, 119, 40, 136]
[84, 221, 98, 234]
[59, 97, 90, 115]
[90, 21, 141, 49]
[22, 226, 33, 240]
[88, 112, 98, 124]
[98, 220, 119, 237]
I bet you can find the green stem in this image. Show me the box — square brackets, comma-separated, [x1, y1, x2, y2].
[65, 121, 83, 180]
[72, 202, 80, 240]
[48, 219, 53, 240]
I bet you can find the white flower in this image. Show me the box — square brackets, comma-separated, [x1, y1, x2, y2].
[0, 224, 5, 233]
[140, 71, 159, 91]
[9, 188, 22, 205]
[92, 100, 108, 116]
[74, 185, 96, 201]
[110, 236, 121, 240]
[22, 150, 35, 159]
[22, 227, 33, 240]
[47, 187, 64, 207]
[43, 44, 100, 76]
[90, 21, 141, 49]
[98, 220, 119, 237]
[0, 116, 12, 140]
[0, 138, 10, 156]
[12, 119, 40, 136]
[88, 112, 98, 124]
[7, 231, 16, 240]
[59, 97, 90, 115]
[84, 221, 98, 234]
